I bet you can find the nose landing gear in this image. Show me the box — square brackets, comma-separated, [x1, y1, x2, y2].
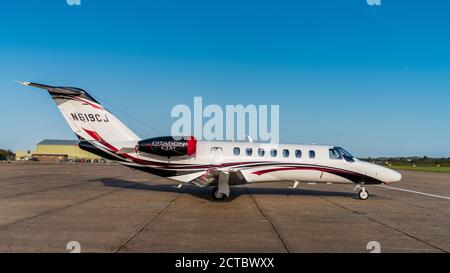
[358, 188, 369, 200]
[354, 184, 370, 200]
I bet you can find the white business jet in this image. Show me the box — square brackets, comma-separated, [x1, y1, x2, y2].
[19, 82, 401, 201]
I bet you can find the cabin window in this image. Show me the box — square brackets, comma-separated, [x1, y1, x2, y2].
[283, 149, 290, 158]
[258, 148, 265, 157]
[233, 147, 240, 156]
[309, 150, 316, 159]
[295, 150, 302, 158]
[270, 149, 278, 157]
[329, 148, 342, 160]
[246, 148, 253, 156]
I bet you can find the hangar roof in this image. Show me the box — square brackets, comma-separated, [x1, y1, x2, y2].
[37, 139, 79, 146]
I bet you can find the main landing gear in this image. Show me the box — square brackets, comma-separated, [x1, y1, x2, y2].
[354, 184, 369, 200]
[211, 187, 228, 201]
[211, 172, 230, 201]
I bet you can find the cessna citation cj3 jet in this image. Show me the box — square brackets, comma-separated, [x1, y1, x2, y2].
[19, 82, 401, 201]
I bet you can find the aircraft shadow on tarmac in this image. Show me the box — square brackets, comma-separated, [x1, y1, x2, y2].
[96, 178, 362, 202]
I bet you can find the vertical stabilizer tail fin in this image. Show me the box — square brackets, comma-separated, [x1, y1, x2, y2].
[19, 81, 141, 147]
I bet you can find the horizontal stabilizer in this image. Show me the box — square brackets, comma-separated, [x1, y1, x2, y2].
[18, 81, 85, 96]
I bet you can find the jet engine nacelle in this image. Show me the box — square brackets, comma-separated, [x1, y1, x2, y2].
[137, 136, 197, 157]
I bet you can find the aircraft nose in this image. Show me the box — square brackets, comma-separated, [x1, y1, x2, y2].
[383, 168, 402, 184]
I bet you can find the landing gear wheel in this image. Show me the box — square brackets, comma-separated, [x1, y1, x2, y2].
[211, 187, 227, 201]
[358, 189, 369, 200]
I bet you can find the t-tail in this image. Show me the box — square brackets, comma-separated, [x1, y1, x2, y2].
[19, 82, 141, 156]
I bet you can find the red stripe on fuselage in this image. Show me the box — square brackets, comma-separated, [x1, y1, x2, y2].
[252, 166, 354, 176]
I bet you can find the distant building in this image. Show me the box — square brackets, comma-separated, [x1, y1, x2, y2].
[15, 150, 33, 161]
[17, 139, 101, 162]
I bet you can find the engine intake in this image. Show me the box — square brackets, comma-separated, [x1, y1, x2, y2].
[137, 136, 197, 157]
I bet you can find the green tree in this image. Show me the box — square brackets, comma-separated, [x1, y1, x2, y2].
[0, 149, 15, 160]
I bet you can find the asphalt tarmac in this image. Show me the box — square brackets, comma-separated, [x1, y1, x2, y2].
[0, 163, 449, 253]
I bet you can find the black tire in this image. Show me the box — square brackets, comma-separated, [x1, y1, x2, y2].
[358, 189, 369, 200]
[211, 188, 227, 201]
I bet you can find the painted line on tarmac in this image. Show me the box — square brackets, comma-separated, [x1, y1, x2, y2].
[378, 185, 450, 200]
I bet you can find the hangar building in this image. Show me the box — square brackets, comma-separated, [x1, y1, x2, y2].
[16, 139, 101, 162]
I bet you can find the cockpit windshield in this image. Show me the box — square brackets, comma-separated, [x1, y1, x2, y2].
[334, 147, 355, 162]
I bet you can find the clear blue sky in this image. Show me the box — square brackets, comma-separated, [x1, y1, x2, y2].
[1, 0, 450, 157]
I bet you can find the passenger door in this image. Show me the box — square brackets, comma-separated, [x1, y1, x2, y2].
[209, 146, 223, 166]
